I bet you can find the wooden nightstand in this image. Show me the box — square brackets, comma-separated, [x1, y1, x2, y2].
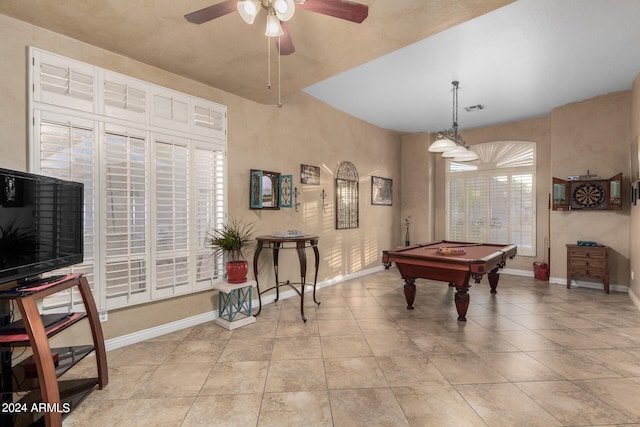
[566, 244, 610, 293]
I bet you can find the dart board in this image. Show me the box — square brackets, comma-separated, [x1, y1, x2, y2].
[570, 181, 607, 209]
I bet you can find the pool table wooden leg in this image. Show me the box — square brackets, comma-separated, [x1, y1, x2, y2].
[403, 278, 416, 309]
[488, 268, 499, 294]
[454, 284, 470, 321]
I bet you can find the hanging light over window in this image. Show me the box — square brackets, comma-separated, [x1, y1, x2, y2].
[428, 81, 478, 162]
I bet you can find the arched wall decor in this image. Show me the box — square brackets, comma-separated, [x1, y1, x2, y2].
[335, 161, 359, 229]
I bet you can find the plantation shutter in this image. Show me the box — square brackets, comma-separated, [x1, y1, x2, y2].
[447, 177, 465, 241]
[445, 141, 536, 256]
[30, 47, 228, 311]
[103, 126, 149, 308]
[154, 136, 190, 297]
[510, 174, 534, 254]
[103, 71, 147, 121]
[152, 88, 190, 131]
[193, 143, 226, 286]
[33, 111, 98, 309]
[193, 102, 227, 140]
[32, 50, 97, 111]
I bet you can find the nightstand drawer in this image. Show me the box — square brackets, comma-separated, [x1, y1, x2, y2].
[568, 248, 606, 259]
[569, 258, 606, 269]
[569, 267, 606, 277]
[566, 244, 610, 294]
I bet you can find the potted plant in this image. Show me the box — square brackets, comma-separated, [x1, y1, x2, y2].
[209, 218, 255, 284]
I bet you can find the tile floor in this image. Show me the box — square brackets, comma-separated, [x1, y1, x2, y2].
[62, 269, 640, 426]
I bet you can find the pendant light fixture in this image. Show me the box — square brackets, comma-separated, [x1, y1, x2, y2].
[429, 81, 479, 162]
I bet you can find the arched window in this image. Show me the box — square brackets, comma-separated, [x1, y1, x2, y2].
[446, 141, 536, 256]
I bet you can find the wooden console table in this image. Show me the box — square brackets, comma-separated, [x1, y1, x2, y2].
[566, 244, 610, 293]
[253, 235, 320, 322]
[0, 274, 108, 427]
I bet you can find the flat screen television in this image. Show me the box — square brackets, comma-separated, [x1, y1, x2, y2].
[0, 168, 84, 285]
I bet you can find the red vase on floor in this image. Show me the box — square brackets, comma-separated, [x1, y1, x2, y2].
[226, 260, 248, 284]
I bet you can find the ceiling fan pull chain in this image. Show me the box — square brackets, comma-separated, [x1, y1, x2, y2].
[278, 36, 282, 108]
[267, 37, 272, 91]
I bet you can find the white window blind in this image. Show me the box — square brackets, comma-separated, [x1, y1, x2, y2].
[29, 47, 227, 312]
[446, 141, 536, 256]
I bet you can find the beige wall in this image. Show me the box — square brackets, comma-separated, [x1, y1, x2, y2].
[550, 92, 631, 287]
[0, 15, 402, 339]
[630, 73, 640, 302]
[400, 132, 434, 244]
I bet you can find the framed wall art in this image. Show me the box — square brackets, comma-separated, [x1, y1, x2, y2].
[335, 161, 359, 229]
[250, 169, 280, 210]
[371, 176, 392, 206]
[279, 175, 293, 208]
[301, 164, 320, 185]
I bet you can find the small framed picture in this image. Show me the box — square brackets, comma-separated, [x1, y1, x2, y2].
[301, 164, 320, 185]
[279, 175, 293, 208]
[371, 176, 392, 206]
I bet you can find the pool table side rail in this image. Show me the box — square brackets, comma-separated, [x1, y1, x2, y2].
[382, 242, 517, 276]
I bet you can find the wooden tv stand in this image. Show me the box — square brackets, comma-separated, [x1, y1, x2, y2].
[0, 274, 108, 427]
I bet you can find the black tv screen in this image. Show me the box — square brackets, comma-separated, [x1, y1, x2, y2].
[0, 168, 84, 285]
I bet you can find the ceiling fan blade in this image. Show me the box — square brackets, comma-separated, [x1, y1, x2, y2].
[296, 0, 368, 24]
[277, 21, 296, 55]
[185, 0, 238, 24]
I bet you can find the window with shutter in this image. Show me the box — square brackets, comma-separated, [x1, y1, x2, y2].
[152, 88, 190, 131]
[30, 47, 227, 311]
[193, 102, 226, 140]
[103, 128, 149, 308]
[33, 50, 96, 111]
[446, 141, 536, 256]
[154, 136, 190, 297]
[103, 71, 147, 121]
[193, 144, 226, 286]
[33, 112, 97, 309]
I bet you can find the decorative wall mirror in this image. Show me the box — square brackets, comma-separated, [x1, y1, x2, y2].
[335, 161, 359, 229]
[250, 169, 280, 210]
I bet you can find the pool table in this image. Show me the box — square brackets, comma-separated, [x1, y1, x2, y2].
[382, 241, 517, 321]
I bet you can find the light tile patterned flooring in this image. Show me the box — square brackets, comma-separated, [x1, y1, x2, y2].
[63, 269, 640, 426]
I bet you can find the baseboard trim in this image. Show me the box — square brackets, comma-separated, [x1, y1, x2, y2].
[105, 265, 387, 351]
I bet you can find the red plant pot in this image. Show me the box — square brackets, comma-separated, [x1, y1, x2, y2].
[226, 260, 248, 284]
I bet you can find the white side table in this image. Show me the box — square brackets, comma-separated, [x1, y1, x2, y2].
[212, 280, 256, 330]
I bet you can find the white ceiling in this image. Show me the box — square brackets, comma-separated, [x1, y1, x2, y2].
[303, 0, 640, 134]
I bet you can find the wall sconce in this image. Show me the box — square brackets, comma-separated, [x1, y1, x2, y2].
[321, 189, 328, 213]
[294, 187, 301, 212]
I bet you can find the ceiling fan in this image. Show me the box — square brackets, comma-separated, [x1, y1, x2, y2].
[184, 0, 369, 55]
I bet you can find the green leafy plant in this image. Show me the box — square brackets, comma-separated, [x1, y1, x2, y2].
[209, 218, 255, 262]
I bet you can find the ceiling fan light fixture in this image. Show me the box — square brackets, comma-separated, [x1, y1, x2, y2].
[274, 0, 295, 21]
[265, 11, 284, 37]
[237, 0, 261, 24]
